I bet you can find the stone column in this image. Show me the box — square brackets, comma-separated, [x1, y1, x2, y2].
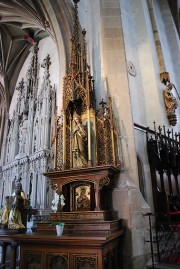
[98, 0, 150, 268]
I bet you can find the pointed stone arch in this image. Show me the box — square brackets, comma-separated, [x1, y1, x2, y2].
[44, 0, 74, 66]
[0, 82, 8, 148]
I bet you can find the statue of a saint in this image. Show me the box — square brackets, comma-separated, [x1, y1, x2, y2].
[12, 182, 26, 201]
[8, 189, 25, 229]
[76, 187, 90, 210]
[8, 183, 27, 229]
[164, 83, 178, 116]
[71, 115, 87, 167]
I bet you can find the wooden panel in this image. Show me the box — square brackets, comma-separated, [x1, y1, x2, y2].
[47, 253, 69, 269]
[21, 251, 43, 269]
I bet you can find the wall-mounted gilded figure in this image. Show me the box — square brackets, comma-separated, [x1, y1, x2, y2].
[164, 83, 178, 126]
[71, 115, 87, 168]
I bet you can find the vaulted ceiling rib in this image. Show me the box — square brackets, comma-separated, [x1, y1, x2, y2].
[0, 0, 53, 105]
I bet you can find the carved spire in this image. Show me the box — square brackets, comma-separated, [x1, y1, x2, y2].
[26, 44, 39, 97]
[69, 0, 81, 76]
[41, 54, 51, 80]
[63, 0, 96, 113]
[16, 78, 25, 96]
[72, 0, 80, 50]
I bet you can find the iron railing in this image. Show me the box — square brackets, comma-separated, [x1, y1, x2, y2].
[143, 213, 180, 267]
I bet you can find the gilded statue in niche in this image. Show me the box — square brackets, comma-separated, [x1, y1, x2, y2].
[52, 0, 121, 170]
[71, 115, 88, 168]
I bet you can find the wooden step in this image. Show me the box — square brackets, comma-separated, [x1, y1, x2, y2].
[36, 219, 122, 235]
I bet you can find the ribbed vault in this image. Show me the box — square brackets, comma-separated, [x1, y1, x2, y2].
[0, 0, 52, 103]
[0, 0, 76, 150]
[0, 0, 75, 108]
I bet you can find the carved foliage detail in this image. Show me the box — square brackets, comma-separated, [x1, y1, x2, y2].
[99, 177, 110, 187]
[56, 116, 63, 171]
[96, 117, 113, 166]
[76, 255, 97, 269]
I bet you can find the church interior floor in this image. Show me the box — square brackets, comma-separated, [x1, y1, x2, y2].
[147, 263, 180, 269]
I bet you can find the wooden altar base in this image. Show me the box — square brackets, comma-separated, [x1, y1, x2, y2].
[36, 219, 122, 235]
[50, 210, 114, 221]
[0, 230, 124, 269]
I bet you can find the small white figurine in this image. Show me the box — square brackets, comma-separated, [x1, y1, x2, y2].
[60, 194, 65, 207]
[51, 192, 59, 213]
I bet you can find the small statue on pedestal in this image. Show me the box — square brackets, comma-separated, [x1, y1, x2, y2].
[8, 189, 25, 229]
[71, 115, 88, 168]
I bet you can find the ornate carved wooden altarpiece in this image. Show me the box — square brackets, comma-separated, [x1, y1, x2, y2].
[36, 2, 124, 268]
[42, 0, 121, 229]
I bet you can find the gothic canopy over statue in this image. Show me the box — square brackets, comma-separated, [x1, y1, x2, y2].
[51, 0, 120, 171]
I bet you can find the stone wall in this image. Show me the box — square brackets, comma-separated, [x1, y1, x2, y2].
[0, 37, 59, 210]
